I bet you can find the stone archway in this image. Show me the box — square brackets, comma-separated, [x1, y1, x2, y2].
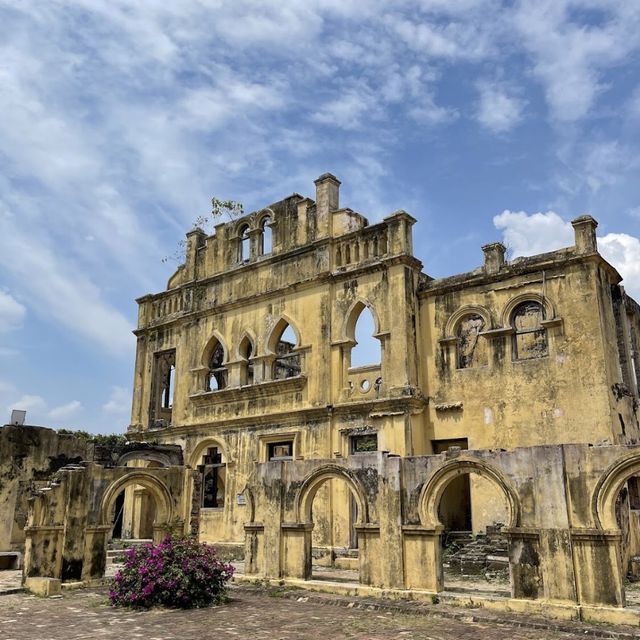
[419, 458, 520, 530]
[594, 451, 640, 531]
[100, 471, 173, 542]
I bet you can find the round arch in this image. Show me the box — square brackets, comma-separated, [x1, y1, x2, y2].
[419, 458, 520, 529]
[99, 471, 173, 527]
[266, 315, 301, 355]
[342, 299, 382, 342]
[444, 305, 492, 337]
[188, 437, 232, 469]
[500, 293, 555, 328]
[257, 208, 275, 229]
[295, 465, 369, 525]
[201, 331, 228, 368]
[593, 452, 640, 530]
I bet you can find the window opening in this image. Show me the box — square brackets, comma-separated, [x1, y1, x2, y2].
[198, 447, 226, 509]
[240, 337, 254, 385]
[260, 216, 272, 255]
[350, 306, 381, 368]
[456, 314, 485, 369]
[350, 433, 377, 453]
[512, 301, 547, 360]
[151, 349, 176, 426]
[206, 342, 227, 391]
[273, 323, 301, 379]
[239, 225, 250, 262]
[268, 440, 293, 460]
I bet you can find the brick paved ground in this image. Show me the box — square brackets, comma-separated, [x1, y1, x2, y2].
[2, 584, 640, 640]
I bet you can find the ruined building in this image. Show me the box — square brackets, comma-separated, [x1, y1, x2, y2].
[13, 174, 640, 619]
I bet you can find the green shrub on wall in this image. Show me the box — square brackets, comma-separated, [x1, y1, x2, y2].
[109, 536, 234, 609]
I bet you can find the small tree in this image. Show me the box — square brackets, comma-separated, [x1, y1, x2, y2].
[109, 536, 234, 609]
[163, 197, 244, 263]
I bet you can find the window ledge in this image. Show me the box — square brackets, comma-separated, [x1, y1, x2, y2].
[190, 375, 307, 403]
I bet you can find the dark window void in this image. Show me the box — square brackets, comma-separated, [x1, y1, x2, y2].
[350, 433, 378, 453]
[268, 441, 293, 460]
[273, 324, 301, 379]
[198, 447, 226, 508]
[512, 301, 548, 360]
[206, 342, 227, 391]
[239, 336, 254, 385]
[456, 314, 486, 369]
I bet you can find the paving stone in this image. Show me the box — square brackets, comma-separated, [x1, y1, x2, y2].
[1, 584, 639, 640]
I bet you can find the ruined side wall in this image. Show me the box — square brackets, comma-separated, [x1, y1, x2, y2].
[0, 425, 92, 552]
[420, 258, 618, 452]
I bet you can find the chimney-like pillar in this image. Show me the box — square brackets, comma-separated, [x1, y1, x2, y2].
[314, 174, 341, 238]
[482, 242, 506, 275]
[571, 215, 598, 254]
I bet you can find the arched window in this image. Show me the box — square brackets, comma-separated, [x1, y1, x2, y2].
[238, 224, 250, 262]
[259, 216, 272, 255]
[456, 314, 486, 369]
[239, 335, 254, 385]
[511, 301, 548, 360]
[350, 305, 381, 368]
[206, 341, 228, 390]
[273, 323, 301, 379]
[197, 447, 226, 509]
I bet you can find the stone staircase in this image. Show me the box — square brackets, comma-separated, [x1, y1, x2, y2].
[105, 539, 152, 577]
[443, 527, 509, 576]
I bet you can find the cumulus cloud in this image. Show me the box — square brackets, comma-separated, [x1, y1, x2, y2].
[494, 210, 640, 300]
[475, 82, 525, 133]
[102, 386, 131, 415]
[49, 400, 83, 420]
[0, 290, 26, 332]
[7, 394, 47, 415]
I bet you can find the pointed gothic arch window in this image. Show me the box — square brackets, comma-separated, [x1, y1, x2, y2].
[272, 322, 301, 379]
[206, 340, 227, 391]
[350, 305, 381, 368]
[239, 335, 255, 385]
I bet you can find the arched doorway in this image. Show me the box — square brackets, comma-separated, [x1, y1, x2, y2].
[421, 459, 519, 598]
[295, 467, 367, 583]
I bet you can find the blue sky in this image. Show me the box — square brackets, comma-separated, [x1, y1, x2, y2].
[1, 1, 639, 433]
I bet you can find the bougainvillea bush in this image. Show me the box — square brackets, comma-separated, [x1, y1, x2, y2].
[109, 536, 234, 609]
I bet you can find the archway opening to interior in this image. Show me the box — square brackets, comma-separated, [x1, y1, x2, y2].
[309, 476, 361, 584]
[435, 466, 511, 597]
[614, 475, 640, 606]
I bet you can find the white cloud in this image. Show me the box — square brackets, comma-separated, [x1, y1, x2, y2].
[475, 82, 525, 133]
[102, 386, 131, 415]
[0, 290, 26, 332]
[7, 394, 47, 415]
[493, 210, 640, 300]
[48, 400, 83, 420]
[598, 234, 640, 301]
[493, 210, 573, 256]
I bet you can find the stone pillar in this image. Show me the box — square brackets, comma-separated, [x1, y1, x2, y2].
[23, 525, 64, 579]
[314, 173, 341, 238]
[355, 524, 383, 586]
[243, 523, 265, 575]
[571, 215, 598, 255]
[402, 525, 444, 591]
[281, 523, 312, 579]
[505, 528, 544, 600]
[482, 242, 506, 275]
[82, 525, 111, 582]
[571, 529, 624, 606]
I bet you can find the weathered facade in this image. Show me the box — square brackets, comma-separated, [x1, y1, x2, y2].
[126, 173, 640, 548]
[16, 173, 640, 621]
